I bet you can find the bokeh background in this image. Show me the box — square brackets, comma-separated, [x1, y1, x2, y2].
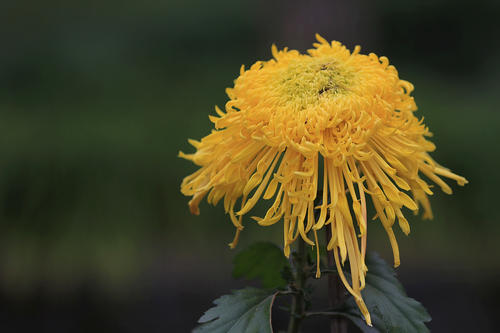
[1, 0, 499, 332]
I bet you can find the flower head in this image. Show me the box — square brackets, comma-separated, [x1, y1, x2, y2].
[179, 34, 467, 325]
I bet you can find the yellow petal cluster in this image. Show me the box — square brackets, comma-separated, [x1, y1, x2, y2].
[179, 34, 467, 325]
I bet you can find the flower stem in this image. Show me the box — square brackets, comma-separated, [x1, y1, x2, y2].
[326, 228, 348, 333]
[287, 239, 307, 333]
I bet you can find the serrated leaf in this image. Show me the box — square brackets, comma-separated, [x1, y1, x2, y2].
[346, 252, 431, 333]
[233, 242, 290, 289]
[194, 287, 277, 333]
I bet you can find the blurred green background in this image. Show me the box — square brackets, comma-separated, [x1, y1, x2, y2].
[0, 0, 499, 332]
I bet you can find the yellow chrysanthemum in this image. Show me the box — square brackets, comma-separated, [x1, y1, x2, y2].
[179, 34, 467, 325]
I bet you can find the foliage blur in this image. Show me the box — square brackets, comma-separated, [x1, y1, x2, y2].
[0, 0, 499, 332]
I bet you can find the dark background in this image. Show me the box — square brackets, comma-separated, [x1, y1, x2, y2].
[0, 0, 499, 332]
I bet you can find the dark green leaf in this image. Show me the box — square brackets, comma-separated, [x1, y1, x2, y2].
[233, 242, 290, 289]
[345, 252, 431, 333]
[194, 287, 277, 333]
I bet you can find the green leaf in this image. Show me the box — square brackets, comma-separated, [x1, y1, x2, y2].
[233, 242, 290, 289]
[345, 252, 431, 333]
[194, 287, 278, 333]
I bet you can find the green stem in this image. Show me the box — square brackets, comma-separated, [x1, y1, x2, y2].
[326, 228, 348, 333]
[287, 239, 307, 333]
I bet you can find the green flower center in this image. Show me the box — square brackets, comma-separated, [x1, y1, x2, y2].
[277, 57, 353, 109]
